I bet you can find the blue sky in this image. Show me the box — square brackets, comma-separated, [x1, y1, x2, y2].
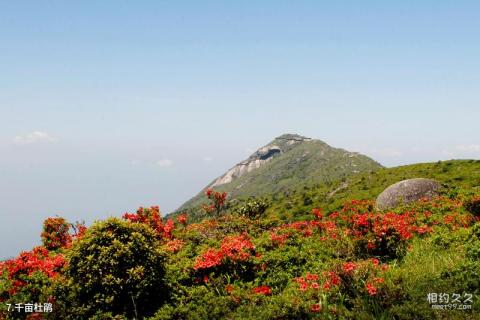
[1, 1, 479, 258]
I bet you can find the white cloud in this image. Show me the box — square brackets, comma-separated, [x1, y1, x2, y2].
[203, 156, 213, 162]
[156, 159, 174, 167]
[13, 131, 58, 144]
[455, 144, 480, 152]
[130, 160, 142, 166]
[438, 144, 480, 159]
[441, 149, 455, 157]
[371, 148, 403, 157]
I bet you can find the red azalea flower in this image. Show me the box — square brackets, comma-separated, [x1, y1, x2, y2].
[328, 271, 341, 286]
[310, 282, 320, 290]
[123, 206, 166, 237]
[270, 232, 289, 246]
[374, 277, 385, 284]
[165, 239, 185, 253]
[220, 234, 255, 261]
[306, 272, 319, 281]
[163, 218, 175, 239]
[310, 304, 322, 313]
[0, 247, 65, 294]
[312, 208, 323, 219]
[41, 217, 72, 250]
[176, 213, 188, 225]
[366, 283, 377, 296]
[193, 248, 223, 270]
[299, 282, 309, 292]
[343, 262, 356, 273]
[252, 285, 272, 296]
[225, 284, 234, 294]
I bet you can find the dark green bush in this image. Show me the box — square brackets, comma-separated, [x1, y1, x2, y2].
[235, 199, 269, 220]
[61, 218, 167, 319]
[464, 196, 480, 216]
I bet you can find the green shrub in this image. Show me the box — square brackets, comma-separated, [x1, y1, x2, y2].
[464, 196, 480, 217]
[60, 218, 167, 319]
[234, 199, 269, 220]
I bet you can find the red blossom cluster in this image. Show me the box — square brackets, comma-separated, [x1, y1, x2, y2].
[443, 212, 474, 228]
[312, 208, 323, 219]
[225, 284, 234, 294]
[163, 218, 175, 239]
[323, 271, 341, 290]
[341, 199, 375, 214]
[194, 248, 223, 270]
[364, 275, 385, 296]
[165, 239, 185, 253]
[294, 270, 343, 296]
[365, 282, 378, 296]
[293, 272, 320, 292]
[347, 210, 435, 253]
[193, 234, 255, 271]
[202, 188, 228, 216]
[72, 222, 87, 240]
[252, 285, 272, 296]
[0, 247, 65, 296]
[274, 220, 322, 238]
[41, 217, 72, 250]
[271, 197, 476, 262]
[176, 213, 188, 226]
[123, 206, 175, 239]
[292, 259, 387, 302]
[270, 217, 342, 246]
[343, 262, 357, 273]
[340, 259, 387, 296]
[220, 234, 255, 261]
[310, 303, 322, 313]
[270, 232, 289, 246]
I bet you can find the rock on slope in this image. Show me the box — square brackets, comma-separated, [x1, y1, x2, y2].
[376, 178, 441, 210]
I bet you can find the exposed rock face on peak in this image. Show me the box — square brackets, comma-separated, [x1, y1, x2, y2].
[376, 178, 441, 210]
[211, 134, 311, 187]
[177, 134, 382, 213]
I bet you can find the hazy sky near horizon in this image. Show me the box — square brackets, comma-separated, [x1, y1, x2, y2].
[1, 1, 479, 258]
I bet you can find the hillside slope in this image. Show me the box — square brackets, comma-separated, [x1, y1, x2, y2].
[177, 134, 382, 213]
[259, 159, 480, 221]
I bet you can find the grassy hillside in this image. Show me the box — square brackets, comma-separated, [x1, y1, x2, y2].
[177, 135, 382, 215]
[178, 159, 480, 223]
[247, 159, 480, 221]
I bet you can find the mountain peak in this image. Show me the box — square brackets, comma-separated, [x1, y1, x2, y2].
[176, 134, 382, 213]
[274, 133, 311, 141]
[213, 134, 315, 187]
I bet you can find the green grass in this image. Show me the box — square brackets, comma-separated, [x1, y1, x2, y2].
[261, 159, 480, 221]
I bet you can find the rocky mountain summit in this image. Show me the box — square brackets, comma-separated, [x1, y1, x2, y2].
[211, 134, 312, 187]
[176, 134, 382, 213]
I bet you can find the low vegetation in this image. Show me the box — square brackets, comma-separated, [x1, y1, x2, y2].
[1, 160, 479, 319]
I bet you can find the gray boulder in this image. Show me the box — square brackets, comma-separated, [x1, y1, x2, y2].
[376, 178, 441, 210]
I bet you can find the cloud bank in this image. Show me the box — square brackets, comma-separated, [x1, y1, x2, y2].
[13, 131, 58, 145]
